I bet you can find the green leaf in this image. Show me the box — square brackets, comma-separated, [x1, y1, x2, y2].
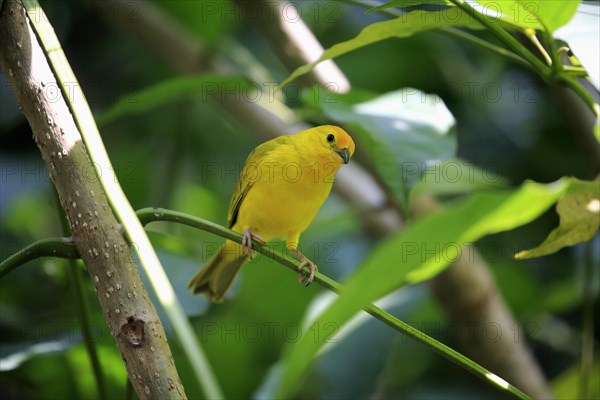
[515, 175, 600, 259]
[305, 88, 456, 213]
[551, 360, 600, 400]
[410, 158, 509, 196]
[366, 0, 454, 15]
[279, 10, 482, 88]
[476, 1, 580, 32]
[274, 179, 567, 398]
[97, 75, 250, 125]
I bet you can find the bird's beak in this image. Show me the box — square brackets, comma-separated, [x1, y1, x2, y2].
[336, 148, 350, 164]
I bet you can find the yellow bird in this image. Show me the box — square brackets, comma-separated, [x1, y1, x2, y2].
[188, 125, 355, 302]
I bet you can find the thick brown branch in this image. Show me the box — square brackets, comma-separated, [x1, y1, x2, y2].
[233, 0, 350, 92]
[0, 1, 185, 399]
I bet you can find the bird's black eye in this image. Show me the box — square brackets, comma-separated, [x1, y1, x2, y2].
[326, 133, 335, 143]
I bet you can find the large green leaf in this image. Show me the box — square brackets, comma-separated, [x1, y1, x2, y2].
[515, 175, 600, 259]
[306, 88, 456, 213]
[410, 158, 510, 196]
[97, 75, 250, 125]
[476, 1, 580, 32]
[280, 1, 580, 88]
[274, 179, 568, 398]
[279, 10, 482, 88]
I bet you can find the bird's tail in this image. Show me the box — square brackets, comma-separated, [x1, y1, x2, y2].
[187, 240, 247, 302]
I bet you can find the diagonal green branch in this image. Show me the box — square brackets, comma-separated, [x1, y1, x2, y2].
[0, 237, 79, 279]
[0, 206, 533, 398]
[136, 207, 532, 400]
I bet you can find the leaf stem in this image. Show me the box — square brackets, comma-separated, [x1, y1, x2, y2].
[349, 0, 597, 115]
[448, 0, 598, 115]
[515, 0, 560, 74]
[67, 259, 108, 399]
[524, 29, 552, 66]
[0, 237, 78, 279]
[439, 26, 532, 70]
[563, 65, 590, 78]
[137, 207, 532, 400]
[345, 0, 534, 72]
[446, 0, 550, 78]
[580, 240, 596, 399]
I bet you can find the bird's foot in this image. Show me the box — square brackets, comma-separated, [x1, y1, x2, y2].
[242, 229, 265, 259]
[290, 249, 318, 286]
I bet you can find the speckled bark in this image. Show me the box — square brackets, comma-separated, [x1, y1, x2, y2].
[0, 1, 185, 398]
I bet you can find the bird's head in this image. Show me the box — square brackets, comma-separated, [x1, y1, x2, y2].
[307, 125, 355, 166]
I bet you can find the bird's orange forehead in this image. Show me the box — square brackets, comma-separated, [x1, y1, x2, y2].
[330, 126, 355, 156]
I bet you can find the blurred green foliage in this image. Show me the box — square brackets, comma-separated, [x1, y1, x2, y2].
[1, 1, 598, 399]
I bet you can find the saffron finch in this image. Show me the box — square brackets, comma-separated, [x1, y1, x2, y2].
[188, 125, 355, 302]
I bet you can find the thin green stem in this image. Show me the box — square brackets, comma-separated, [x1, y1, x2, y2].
[580, 240, 596, 399]
[563, 66, 590, 78]
[539, 28, 560, 74]
[439, 26, 532, 70]
[345, 0, 532, 71]
[459, 0, 599, 115]
[55, 190, 107, 400]
[0, 208, 531, 398]
[0, 238, 78, 279]
[66, 260, 107, 400]
[136, 207, 532, 400]
[446, 0, 550, 78]
[353, 0, 598, 115]
[515, 0, 560, 74]
[525, 29, 552, 66]
[23, 2, 223, 398]
[0, 232, 105, 400]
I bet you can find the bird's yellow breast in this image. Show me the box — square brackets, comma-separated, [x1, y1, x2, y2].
[232, 146, 336, 245]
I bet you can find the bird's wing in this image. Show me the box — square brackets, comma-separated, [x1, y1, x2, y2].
[227, 136, 293, 228]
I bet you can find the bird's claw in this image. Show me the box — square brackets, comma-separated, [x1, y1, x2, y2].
[297, 259, 317, 286]
[242, 229, 265, 259]
[289, 249, 317, 286]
